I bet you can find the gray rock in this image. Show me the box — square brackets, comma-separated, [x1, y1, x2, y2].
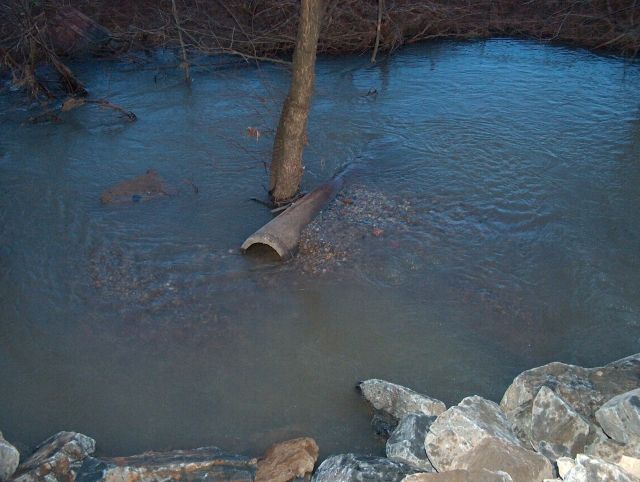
[556, 457, 576, 479]
[530, 386, 591, 460]
[311, 454, 417, 482]
[450, 437, 554, 482]
[500, 354, 640, 445]
[563, 454, 639, 482]
[386, 414, 436, 472]
[372, 409, 399, 440]
[0, 432, 20, 482]
[596, 388, 640, 444]
[586, 436, 640, 464]
[357, 379, 446, 420]
[401, 469, 513, 482]
[76, 447, 256, 482]
[12, 431, 95, 482]
[424, 396, 522, 472]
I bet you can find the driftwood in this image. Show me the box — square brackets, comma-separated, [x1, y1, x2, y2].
[242, 164, 357, 260]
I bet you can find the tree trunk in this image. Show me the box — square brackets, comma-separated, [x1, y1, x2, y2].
[269, 0, 325, 204]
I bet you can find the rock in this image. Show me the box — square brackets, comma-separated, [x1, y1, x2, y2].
[100, 169, 175, 204]
[563, 454, 639, 482]
[401, 469, 513, 482]
[12, 431, 95, 482]
[311, 454, 417, 482]
[357, 379, 446, 420]
[386, 414, 436, 472]
[595, 388, 640, 444]
[585, 437, 640, 464]
[500, 354, 640, 444]
[451, 437, 554, 482]
[556, 457, 576, 479]
[47, 7, 112, 56]
[424, 396, 521, 472]
[619, 456, 640, 479]
[530, 386, 591, 460]
[0, 432, 20, 482]
[255, 437, 318, 482]
[372, 409, 399, 439]
[75, 446, 256, 482]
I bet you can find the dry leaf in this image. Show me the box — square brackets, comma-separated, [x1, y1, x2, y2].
[246, 127, 261, 140]
[61, 97, 86, 112]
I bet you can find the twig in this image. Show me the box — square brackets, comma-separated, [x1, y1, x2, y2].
[371, 0, 384, 62]
[171, 0, 191, 84]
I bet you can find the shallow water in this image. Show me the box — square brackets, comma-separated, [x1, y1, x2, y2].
[1, 39, 639, 458]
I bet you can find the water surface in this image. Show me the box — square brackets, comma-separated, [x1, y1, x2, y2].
[1, 39, 639, 458]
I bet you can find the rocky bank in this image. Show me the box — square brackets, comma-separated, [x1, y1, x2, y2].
[1, 353, 640, 481]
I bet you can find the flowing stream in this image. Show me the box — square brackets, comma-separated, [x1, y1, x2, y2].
[1, 39, 639, 458]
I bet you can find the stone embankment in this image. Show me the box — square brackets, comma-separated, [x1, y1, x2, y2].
[1, 353, 639, 481]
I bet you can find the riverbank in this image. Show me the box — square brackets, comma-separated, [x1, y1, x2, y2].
[1, 353, 639, 481]
[1, 1, 638, 99]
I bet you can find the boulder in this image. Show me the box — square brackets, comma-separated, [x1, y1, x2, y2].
[530, 386, 591, 460]
[424, 396, 521, 471]
[563, 454, 639, 482]
[12, 431, 95, 482]
[311, 454, 417, 482]
[595, 388, 640, 444]
[75, 447, 256, 482]
[619, 456, 640, 479]
[386, 414, 436, 472]
[372, 409, 399, 439]
[500, 354, 640, 444]
[0, 432, 20, 482]
[255, 437, 319, 482]
[357, 379, 446, 420]
[401, 469, 513, 481]
[450, 437, 554, 482]
[585, 437, 640, 464]
[100, 169, 175, 204]
[556, 457, 576, 479]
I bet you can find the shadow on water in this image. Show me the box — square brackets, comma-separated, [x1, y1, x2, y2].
[1, 39, 640, 458]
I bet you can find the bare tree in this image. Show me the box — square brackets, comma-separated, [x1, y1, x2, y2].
[269, 0, 325, 205]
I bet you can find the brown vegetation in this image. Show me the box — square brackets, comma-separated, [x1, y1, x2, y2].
[1, 0, 639, 98]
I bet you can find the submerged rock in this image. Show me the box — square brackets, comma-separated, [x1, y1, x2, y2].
[255, 437, 318, 482]
[424, 396, 521, 472]
[0, 432, 20, 482]
[386, 413, 436, 472]
[357, 379, 446, 420]
[311, 453, 417, 482]
[530, 386, 591, 460]
[13, 431, 95, 482]
[100, 169, 175, 205]
[76, 446, 256, 482]
[402, 469, 513, 482]
[500, 354, 640, 444]
[595, 388, 640, 444]
[451, 437, 554, 482]
[562, 454, 639, 482]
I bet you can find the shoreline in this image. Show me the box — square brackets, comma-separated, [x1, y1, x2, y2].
[2, 353, 639, 481]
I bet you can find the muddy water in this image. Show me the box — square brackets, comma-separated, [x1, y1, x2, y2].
[1, 40, 639, 458]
